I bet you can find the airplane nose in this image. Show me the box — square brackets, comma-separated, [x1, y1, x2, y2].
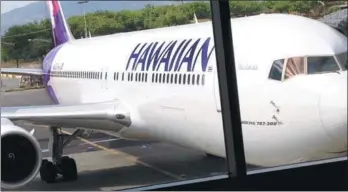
[319, 77, 347, 149]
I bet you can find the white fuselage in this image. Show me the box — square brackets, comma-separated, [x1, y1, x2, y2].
[46, 14, 347, 167]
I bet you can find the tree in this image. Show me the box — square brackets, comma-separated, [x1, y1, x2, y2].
[1, 1, 335, 63]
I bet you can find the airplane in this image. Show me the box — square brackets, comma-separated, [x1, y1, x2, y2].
[1, 0, 347, 189]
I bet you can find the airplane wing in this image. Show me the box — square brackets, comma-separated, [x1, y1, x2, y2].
[1, 68, 45, 76]
[1, 101, 132, 130]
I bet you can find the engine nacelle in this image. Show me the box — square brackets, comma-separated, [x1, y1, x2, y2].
[1, 118, 42, 189]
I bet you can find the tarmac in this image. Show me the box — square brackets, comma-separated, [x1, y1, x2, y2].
[1, 89, 228, 191]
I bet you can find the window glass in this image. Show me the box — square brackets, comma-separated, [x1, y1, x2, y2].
[307, 56, 340, 74]
[336, 52, 347, 70]
[225, 1, 348, 175]
[9, 3, 234, 191]
[162, 73, 166, 83]
[284, 57, 305, 80]
[269, 59, 285, 81]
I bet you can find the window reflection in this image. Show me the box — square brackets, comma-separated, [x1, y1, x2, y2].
[307, 56, 340, 74]
[284, 57, 305, 79]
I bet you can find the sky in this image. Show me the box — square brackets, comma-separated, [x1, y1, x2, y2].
[1, 1, 38, 14]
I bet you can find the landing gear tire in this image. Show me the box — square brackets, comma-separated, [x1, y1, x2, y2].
[39, 127, 83, 184]
[59, 156, 78, 181]
[40, 160, 57, 183]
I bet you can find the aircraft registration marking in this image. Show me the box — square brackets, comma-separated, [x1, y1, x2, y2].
[53, 62, 64, 70]
[241, 121, 279, 126]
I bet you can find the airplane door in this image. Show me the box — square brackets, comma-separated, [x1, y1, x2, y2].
[101, 67, 109, 90]
[100, 67, 110, 100]
[213, 69, 222, 112]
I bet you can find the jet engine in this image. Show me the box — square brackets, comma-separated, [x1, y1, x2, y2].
[1, 118, 42, 189]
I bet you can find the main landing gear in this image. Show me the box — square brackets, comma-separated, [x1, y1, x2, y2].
[40, 127, 84, 183]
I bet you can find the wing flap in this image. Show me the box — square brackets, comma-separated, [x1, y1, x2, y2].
[1, 68, 45, 76]
[1, 101, 131, 131]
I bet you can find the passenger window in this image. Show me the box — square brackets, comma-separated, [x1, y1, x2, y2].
[269, 59, 285, 81]
[142, 73, 145, 82]
[284, 57, 305, 80]
[197, 74, 200, 85]
[105, 72, 108, 80]
[174, 74, 177, 84]
[145, 73, 147, 82]
[187, 74, 191, 85]
[166, 74, 170, 84]
[202, 74, 205, 85]
[122, 73, 124, 81]
[192, 74, 195, 85]
[307, 56, 340, 74]
[183, 74, 186, 85]
[179, 74, 182, 84]
[159, 73, 162, 83]
[170, 74, 173, 84]
[155, 73, 158, 83]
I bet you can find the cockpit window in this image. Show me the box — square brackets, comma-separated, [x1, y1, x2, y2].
[269, 59, 285, 81]
[307, 56, 340, 74]
[336, 52, 347, 70]
[284, 57, 305, 79]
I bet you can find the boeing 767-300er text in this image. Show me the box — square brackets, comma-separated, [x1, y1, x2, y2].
[1, 0, 347, 189]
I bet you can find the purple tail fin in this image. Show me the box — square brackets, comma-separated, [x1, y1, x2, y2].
[46, 0, 74, 47]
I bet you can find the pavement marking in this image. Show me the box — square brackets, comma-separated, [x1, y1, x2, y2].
[61, 130, 183, 180]
[79, 138, 120, 145]
[41, 138, 120, 153]
[42, 149, 49, 153]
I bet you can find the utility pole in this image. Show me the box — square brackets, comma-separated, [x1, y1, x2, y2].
[77, 1, 89, 38]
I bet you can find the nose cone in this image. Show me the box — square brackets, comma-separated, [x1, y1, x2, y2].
[320, 76, 347, 150]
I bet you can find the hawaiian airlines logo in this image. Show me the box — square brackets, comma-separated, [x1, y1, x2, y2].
[126, 37, 215, 72]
